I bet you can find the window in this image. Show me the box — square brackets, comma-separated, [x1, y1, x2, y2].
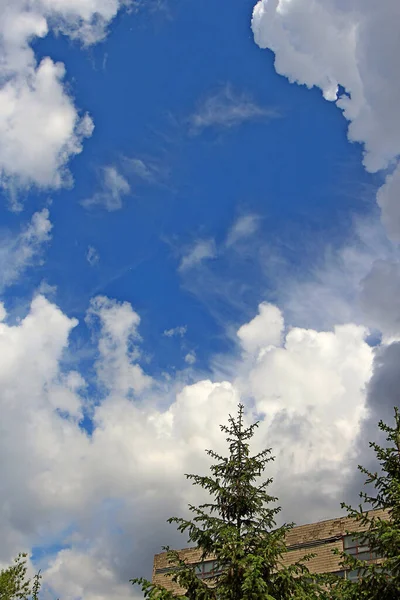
[335, 570, 346, 578]
[330, 570, 358, 581]
[346, 569, 363, 582]
[343, 535, 380, 562]
[195, 560, 224, 580]
[342, 534, 383, 581]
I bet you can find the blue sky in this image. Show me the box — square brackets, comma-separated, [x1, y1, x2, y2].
[1, 0, 375, 370]
[1, 1, 400, 599]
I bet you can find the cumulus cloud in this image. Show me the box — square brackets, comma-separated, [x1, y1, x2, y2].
[0, 208, 52, 292]
[376, 162, 400, 243]
[342, 338, 400, 507]
[252, 0, 400, 173]
[252, 0, 400, 240]
[86, 296, 152, 395]
[360, 259, 400, 343]
[188, 84, 278, 134]
[237, 302, 284, 355]
[250, 0, 400, 353]
[178, 239, 216, 272]
[0, 0, 127, 197]
[276, 215, 397, 331]
[0, 58, 93, 201]
[82, 166, 131, 211]
[0, 293, 375, 600]
[226, 214, 259, 247]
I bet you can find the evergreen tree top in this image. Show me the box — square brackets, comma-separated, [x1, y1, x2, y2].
[132, 403, 330, 600]
[333, 406, 400, 600]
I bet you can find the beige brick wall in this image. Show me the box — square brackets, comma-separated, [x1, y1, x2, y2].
[152, 509, 390, 594]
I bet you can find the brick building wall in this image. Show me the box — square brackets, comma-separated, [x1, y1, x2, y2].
[152, 509, 389, 595]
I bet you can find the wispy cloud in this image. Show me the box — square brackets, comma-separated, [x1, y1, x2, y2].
[129, 158, 156, 182]
[81, 166, 130, 211]
[184, 350, 196, 365]
[179, 239, 216, 272]
[226, 214, 260, 247]
[86, 246, 100, 266]
[188, 84, 278, 135]
[122, 156, 170, 188]
[0, 209, 52, 292]
[163, 325, 187, 337]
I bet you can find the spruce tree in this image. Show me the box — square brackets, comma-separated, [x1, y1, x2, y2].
[332, 407, 400, 599]
[131, 404, 328, 600]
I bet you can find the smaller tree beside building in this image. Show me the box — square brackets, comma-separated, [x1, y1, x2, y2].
[332, 407, 400, 600]
[131, 404, 330, 600]
[0, 554, 42, 600]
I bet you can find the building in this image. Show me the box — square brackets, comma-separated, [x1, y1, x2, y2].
[152, 509, 388, 595]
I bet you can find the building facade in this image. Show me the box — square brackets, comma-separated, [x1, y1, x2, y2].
[152, 509, 388, 595]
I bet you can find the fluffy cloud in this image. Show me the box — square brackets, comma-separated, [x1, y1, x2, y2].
[0, 0, 127, 196]
[0, 58, 93, 199]
[235, 303, 372, 484]
[0, 208, 52, 292]
[360, 258, 400, 342]
[86, 296, 152, 395]
[252, 0, 400, 243]
[252, 0, 400, 174]
[237, 302, 284, 354]
[376, 163, 400, 243]
[82, 166, 131, 211]
[251, 5, 400, 483]
[0, 294, 375, 599]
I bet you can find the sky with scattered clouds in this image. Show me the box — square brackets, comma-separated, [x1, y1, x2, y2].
[0, 0, 400, 598]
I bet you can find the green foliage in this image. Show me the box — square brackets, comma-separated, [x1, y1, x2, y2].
[0, 554, 32, 600]
[132, 404, 330, 600]
[31, 572, 42, 600]
[332, 407, 400, 600]
[0, 554, 42, 600]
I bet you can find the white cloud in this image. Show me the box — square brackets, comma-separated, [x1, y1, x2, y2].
[0, 58, 93, 200]
[226, 214, 260, 247]
[0, 0, 127, 197]
[251, 5, 400, 497]
[0, 293, 375, 600]
[188, 84, 278, 134]
[82, 166, 131, 211]
[360, 259, 400, 343]
[87, 246, 100, 266]
[251, 0, 400, 336]
[163, 325, 187, 337]
[126, 157, 167, 185]
[179, 239, 216, 272]
[276, 216, 397, 331]
[237, 302, 284, 355]
[129, 158, 155, 182]
[252, 0, 400, 241]
[184, 350, 196, 365]
[0, 208, 52, 292]
[376, 162, 400, 243]
[252, 0, 400, 174]
[86, 296, 152, 396]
